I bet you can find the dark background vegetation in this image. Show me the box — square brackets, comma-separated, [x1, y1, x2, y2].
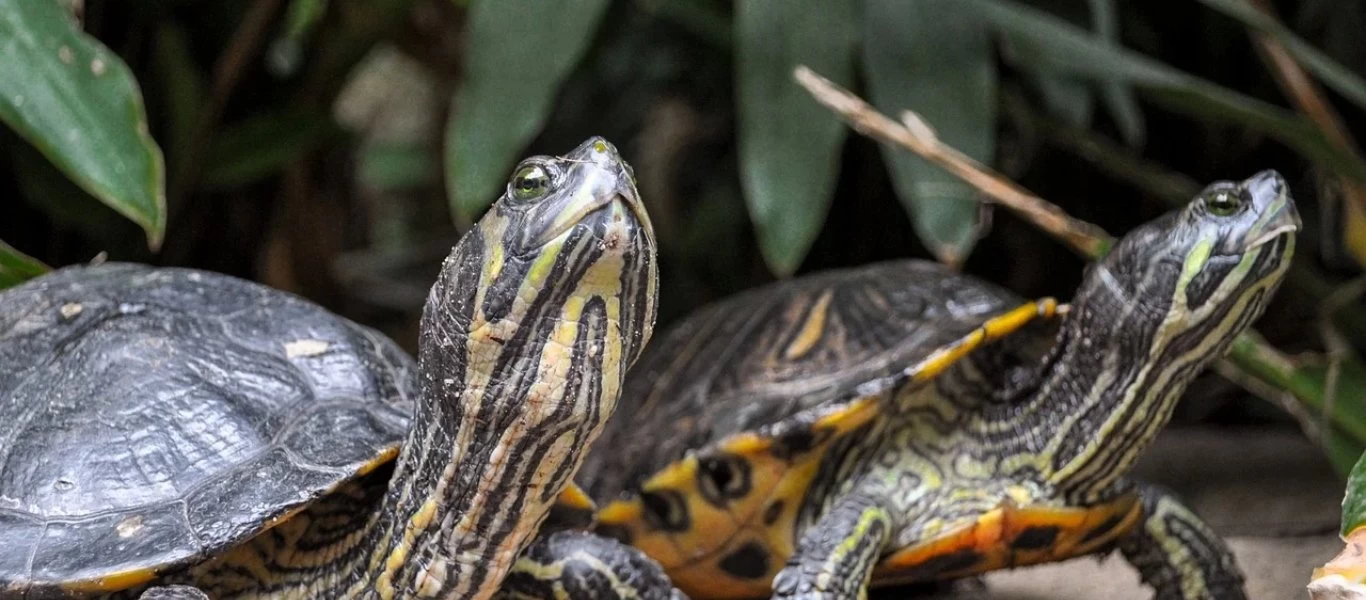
[2, 0, 1365, 477]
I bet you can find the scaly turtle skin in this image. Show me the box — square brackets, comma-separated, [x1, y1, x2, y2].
[0, 137, 677, 599]
[576, 171, 1300, 600]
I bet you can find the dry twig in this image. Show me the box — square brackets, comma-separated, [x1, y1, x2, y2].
[792, 65, 1114, 259]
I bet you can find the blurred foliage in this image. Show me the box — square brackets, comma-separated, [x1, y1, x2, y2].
[0, 0, 164, 247]
[2, 0, 1366, 482]
[1342, 447, 1366, 536]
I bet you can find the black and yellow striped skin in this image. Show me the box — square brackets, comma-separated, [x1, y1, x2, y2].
[578, 171, 1299, 600]
[61, 137, 664, 599]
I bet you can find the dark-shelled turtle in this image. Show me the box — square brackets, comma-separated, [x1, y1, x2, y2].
[0, 138, 678, 600]
[577, 171, 1299, 600]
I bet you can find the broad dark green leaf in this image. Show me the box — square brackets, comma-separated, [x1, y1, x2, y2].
[1197, 0, 1366, 111]
[201, 111, 343, 190]
[971, 0, 1366, 183]
[445, 0, 611, 220]
[640, 0, 733, 50]
[737, 0, 856, 276]
[863, 0, 995, 266]
[0, 239, 49, 290]
[0, 0, 166, 248]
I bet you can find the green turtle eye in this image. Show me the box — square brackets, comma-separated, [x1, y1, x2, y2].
[1207, 191, 1242, 216]
[511, 164, 552, 201]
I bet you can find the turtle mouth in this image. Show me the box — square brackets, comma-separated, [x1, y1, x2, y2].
[531, 156, 648, 249]
[1245, 222, 1298, 250]
[1244, 191, 1301, 250]
[532, 191, 642, 249]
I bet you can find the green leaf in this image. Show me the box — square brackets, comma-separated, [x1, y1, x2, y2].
[736, 0, 856, 276]
[1226, 331, 1366, 478]
[971, 0, 1366, 184]
[445, 0, 611, 221]
[0, 0, 166, 249]
[360, 142, 439, 191]
[1344, 448, 1366, 535]
[1196, 0, 1366, 112]
[150, 23, 206, 172]
[268, 0, 330, 76]
[1026, 73, 1094, 128]
[201, 111, 343, 190]
[1294, 357, 1366, 475]
[638, 0, 733, 51]
[863, 0, 995, 265]
[0, 239, 49, 290]
[1087, 0, 1144, 145]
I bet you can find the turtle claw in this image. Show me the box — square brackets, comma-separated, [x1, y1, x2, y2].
[138, 585, 211, 600]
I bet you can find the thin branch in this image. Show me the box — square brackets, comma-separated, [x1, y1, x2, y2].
[792, 65, 1114, 259]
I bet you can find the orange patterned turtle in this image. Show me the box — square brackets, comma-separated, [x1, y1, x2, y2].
[571, 171, 1299, 599]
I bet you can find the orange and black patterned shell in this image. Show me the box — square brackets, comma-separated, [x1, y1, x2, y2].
[0, 264, 415, 594]
[580, 259, 1024, 502]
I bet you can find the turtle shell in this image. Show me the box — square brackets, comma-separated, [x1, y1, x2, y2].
[0, 263, 415, 594]
[578, 259, 1056, 597]
[582, 259, 1028, 499]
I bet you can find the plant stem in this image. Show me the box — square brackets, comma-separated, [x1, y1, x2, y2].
[792, 66, 1114, 259]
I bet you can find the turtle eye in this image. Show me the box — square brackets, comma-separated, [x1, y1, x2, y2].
[510, 164, 553, 201]
[1206, 191, 1243, 217]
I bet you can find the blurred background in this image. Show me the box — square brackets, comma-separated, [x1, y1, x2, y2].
[2, 0, 1365, 481]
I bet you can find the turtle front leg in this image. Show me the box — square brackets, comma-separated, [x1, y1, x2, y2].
[772, 492, 893, 600]
[499, 530, 687, 600]
[1116, 483, 1246, 600]
[138, 585, 211, 600]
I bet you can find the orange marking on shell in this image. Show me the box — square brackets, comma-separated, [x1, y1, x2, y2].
[356, 446, 400, 476]
[602, 397, 883, 599]
[596, 301, 1063, 598]
[910, 299, 1058, 384]
[555, 483, 596, 512]
[719, 433, 774, 455]
[873, 493, 1140, 587]
[60, 567, 159, 593]
[812, 396, 880, 433]
[643, 455, 701, 490]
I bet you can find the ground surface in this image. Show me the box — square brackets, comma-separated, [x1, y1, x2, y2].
[908, 426, 1343, 599]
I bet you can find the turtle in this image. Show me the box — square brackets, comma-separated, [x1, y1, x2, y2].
[0, 137, 681, 600]
[571, 170, 1301, 600]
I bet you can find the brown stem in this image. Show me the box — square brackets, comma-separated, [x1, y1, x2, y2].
[792, 65, 1115, 259]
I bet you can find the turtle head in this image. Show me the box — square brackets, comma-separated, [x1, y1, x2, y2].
[395, 137, 658, 597]
[427, 134, 659, 419]
[1046, 171, 1297, 497]
[435, 135, 659, 369]
[1077, 169, 1298, 337]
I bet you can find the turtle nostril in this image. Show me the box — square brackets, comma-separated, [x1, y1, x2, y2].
[1245, 169, 1285, 205]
